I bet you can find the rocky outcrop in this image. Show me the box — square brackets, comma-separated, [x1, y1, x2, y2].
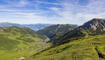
[79, 18, 105, 31]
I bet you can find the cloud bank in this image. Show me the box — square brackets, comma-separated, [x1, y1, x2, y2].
[0, 0, 105, 25]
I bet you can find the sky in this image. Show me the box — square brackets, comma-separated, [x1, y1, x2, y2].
[0, 0, 105, 25]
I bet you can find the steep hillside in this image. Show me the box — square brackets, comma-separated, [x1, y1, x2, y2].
[0, 22, 53, 31]
[52, 18, 105, 45]
[26, 18, 105, 60]
[79, 18, 105, 34]
[26, 35, 105, 60]
[0, 27, 50, 60]
[80, 18, 105, 31]
[37, 24, 78, 40]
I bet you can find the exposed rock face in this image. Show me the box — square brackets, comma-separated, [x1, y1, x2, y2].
[79, 18, 105, 31]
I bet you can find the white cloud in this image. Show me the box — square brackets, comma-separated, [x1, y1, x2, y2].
[48, 0, 105, 25]
[18, 0, 29, 6]
[0, 0, 105, 25]
[35, 0, 60, 5]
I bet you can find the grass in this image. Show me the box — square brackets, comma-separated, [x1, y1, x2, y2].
[26, 34, 105, 60]
[0, 27, 50, 60]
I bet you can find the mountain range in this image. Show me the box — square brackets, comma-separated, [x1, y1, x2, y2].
[1, 18, 105, 60]
[37, 24, 78, 40]
[0, 22, 53, 31]
[51, 18, 105, 45]
[26, 18, 105, 60]
[0, 22, 77, 60]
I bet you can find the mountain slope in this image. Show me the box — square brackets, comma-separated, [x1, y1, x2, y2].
[79, 18, 105, 34]
[37, 24, 78, 40]
[0, 27, 50, 60]
[26, 18, 105, 60]
[52, 18, 105, 45]
[80, 18, 105, 31]
[27, 34, 105, 60]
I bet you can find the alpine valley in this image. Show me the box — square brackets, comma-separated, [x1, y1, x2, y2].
[26, 18, 105, 60]
[1, 18, 105, 60]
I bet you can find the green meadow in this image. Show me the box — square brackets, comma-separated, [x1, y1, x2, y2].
[0, 27, 50, 60]
[26, 35, 105, 60]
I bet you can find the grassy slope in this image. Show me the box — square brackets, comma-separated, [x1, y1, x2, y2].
[26, 35, 105, 60]
[37, 24, 77, 39]
[0, 27, 50, 60]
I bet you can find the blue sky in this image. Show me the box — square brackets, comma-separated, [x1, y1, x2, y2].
[0, 0, 105, 25]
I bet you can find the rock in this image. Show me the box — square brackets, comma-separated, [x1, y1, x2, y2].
[79, 18, 105, 31]
[19, 57, 24, 60]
